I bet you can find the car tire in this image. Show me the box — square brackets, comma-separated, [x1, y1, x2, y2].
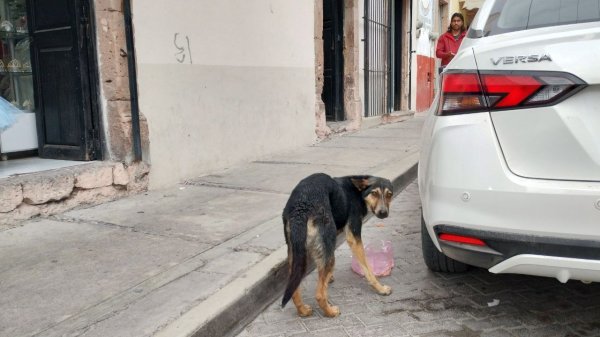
[421, 214, 469, 273]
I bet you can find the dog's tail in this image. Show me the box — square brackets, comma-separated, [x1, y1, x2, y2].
[281, 214, 308, 308]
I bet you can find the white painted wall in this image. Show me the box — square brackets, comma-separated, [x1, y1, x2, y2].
[416, 0, 435, 56]
[132, 1, 316, 188]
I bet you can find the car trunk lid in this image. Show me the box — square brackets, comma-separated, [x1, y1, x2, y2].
[472, 24, 600, 182]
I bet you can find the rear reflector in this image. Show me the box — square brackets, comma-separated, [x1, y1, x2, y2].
[438, 71, 586, 116]
[439, 233, 486, 246]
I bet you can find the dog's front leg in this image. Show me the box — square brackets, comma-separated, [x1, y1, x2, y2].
[345, 227, 392, 295]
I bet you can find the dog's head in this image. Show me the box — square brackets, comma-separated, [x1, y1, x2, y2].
[351, 176, 393, 219]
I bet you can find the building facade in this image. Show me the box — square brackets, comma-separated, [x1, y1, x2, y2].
[2, 0, 482, 223]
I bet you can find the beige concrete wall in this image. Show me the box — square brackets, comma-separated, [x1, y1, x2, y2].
[342, 0, 362, 129]
[450, 0, 462, 19]
[132, 1, 316, 188]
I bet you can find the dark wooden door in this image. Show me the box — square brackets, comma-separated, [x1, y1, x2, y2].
[393, 0, 404, 110]
[322, 0, 344, 121]
[27, 0, 98, 160]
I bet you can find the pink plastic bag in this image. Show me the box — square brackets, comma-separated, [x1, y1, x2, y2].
[351, 240, 394, 277]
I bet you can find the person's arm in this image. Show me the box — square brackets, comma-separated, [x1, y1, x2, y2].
[436, 37, 452, 59]
[436, 38, 446, 59]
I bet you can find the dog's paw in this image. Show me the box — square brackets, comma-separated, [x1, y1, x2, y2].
[377, 285, 392, 296]
[297, 304, 313, 317]
[324, 305, 340, 318]
[328, 275, 335, 284]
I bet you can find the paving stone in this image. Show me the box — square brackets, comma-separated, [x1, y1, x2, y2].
[262, 306, 301, 324]
[465, 303, 521, 320]
[401, 319, 463, 335]
[245, 318, 306, 336]
[480, 329, 515, 337]
[288, 327, 350, 337]
[510, 325, 582, 337]
[345, 323, 408, 337]
[569, 322, 600, 337]
[377, 298, 423, 314]
[461, 314, 524, 331]
[302, 313, 363, 331]
[572, 307, 600, 323]
[419, 326, 491, 337]
[411, 308, 470, 322]
[567, 294, 600, 309]
[467, 291, 527, 308]
[200, 250, 263, 274]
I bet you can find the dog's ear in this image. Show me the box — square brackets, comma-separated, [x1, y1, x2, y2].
[350, 176, 371, 191]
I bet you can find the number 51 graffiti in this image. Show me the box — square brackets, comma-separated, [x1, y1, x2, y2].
[174, 33, 193, 64]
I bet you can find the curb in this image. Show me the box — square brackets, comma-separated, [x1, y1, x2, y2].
[155, 154, 420, 337]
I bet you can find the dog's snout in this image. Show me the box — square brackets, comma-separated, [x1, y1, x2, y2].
[376, 210, 388, 219]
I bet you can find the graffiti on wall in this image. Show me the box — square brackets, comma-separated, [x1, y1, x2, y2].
[174, 33, 193, 64]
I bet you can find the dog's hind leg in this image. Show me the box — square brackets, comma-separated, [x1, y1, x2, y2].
[345, 226, 392, 296]
[282, 216, 310, 311]
[287, 248, 313, 317]
[291, 288, 313, 317]
[315, 259, 339, 317]
[309, 214, 339, 318]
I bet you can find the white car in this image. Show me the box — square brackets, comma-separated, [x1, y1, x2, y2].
[419, 0, 600, 283]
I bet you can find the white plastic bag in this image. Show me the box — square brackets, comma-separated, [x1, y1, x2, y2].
[351, 240, 394, 277]
[0, 96, 22, 131]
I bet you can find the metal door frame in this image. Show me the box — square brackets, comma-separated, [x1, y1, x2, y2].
[364, 0, 392, 117]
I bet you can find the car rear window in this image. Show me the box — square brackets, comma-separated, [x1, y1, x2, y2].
[478, 0, 600, 37]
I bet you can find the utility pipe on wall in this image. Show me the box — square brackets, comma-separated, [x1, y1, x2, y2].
[123, 0, 142, 162]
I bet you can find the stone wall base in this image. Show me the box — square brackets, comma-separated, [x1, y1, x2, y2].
[0, 161, 149, 227]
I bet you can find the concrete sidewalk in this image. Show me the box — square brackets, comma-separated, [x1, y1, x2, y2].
[0, 116, 424, 337]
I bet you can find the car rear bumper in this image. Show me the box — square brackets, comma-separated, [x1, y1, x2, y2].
[419, 113, 600, 243]
[490, 255, 600, 283]
[435, 225, 600, 282]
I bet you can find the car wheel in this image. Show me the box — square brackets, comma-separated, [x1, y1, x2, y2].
[421, 214, 469, 273]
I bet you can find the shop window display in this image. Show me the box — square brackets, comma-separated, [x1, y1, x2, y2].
[0, 0, 33, 111]
[0, 0, 37, 156]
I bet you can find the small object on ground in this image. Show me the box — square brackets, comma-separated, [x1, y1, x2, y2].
[487, 299, 500, 307]
[352, 240, 394, 277]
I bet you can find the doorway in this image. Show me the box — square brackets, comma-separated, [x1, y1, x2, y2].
[322, 0, 344, 121]
[0, 0, 100, 161]
[393, 0, 403, 110]
[27, 0, 100, 160]
[364, 0, 392, 117]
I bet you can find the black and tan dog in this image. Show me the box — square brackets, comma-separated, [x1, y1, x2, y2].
[281, 173, 393, 317]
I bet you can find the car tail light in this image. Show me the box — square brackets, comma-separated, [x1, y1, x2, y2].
[438, 71, 586, 116]
[440, 73, 487, 113]
[439, 233, 487, 246]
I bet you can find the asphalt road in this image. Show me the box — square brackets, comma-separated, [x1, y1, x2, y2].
[236, 182, 600, 337]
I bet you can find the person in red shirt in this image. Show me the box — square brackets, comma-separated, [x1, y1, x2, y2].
[436, 13, 466, 69]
